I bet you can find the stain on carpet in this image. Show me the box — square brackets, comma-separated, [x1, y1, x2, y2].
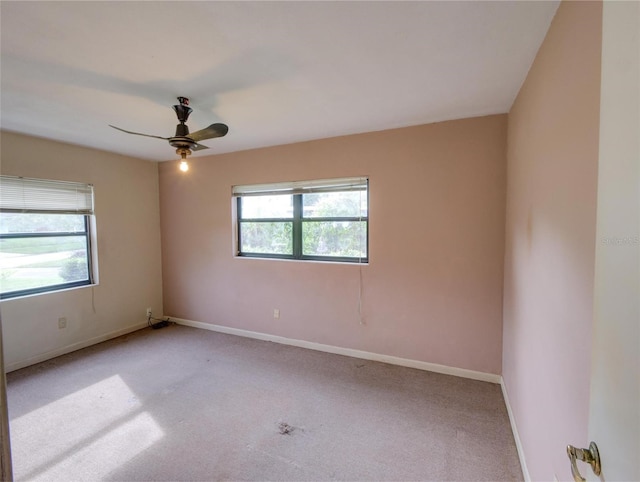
[278, 422, 295, 435]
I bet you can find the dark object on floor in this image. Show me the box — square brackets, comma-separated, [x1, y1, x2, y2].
[278, 422, 295, 435]
[151, 320, 170, 330]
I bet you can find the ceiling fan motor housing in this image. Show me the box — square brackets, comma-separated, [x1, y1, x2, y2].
[169, 136, 197, 150]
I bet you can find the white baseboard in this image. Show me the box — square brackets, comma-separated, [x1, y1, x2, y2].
[171, 317, 501, 384]
[6, 322, 148, 372]
[501, 379, 530, 482]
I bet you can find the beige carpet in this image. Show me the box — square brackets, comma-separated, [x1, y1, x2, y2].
[7, 325, 522, 481]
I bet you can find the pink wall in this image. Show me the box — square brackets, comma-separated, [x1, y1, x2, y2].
[502, 2, 602, 481]
[159, 115, 506, 374]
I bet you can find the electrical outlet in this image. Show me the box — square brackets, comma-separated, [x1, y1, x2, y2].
[273, 309, 280, 319]
[146, 308, 152, 317]
[58, 317, 67, 329]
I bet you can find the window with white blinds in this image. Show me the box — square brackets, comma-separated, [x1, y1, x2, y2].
[0, 176, 93, 214]
[233, 177, 368, 263]
[232, 177, 367, 197]
[0, 176, 95, 299]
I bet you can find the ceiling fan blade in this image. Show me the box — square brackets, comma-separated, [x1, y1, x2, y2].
[187, 123, 229, 142]
[109, 125, 169, 141]
[191, 143, 210, 152]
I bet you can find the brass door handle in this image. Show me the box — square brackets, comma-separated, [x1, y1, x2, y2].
[567, 442, 601, 482]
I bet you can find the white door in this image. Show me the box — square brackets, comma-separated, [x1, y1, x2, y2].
[585, 2, 639, 481]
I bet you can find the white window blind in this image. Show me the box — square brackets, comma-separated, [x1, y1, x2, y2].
[0, 176, 94, 214]
[232, 176, 367, 197]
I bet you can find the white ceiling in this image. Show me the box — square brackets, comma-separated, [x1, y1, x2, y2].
[0, 1, 559, 162]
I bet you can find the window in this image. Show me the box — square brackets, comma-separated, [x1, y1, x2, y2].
[234, 177, 368, 263]
[0, 176, 95, 299]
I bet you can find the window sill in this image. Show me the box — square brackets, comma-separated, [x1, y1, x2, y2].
[233, 255, 368, 266]
[0, 282, 98, 302]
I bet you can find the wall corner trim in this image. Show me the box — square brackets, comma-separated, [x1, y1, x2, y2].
[501, 378, 531, 482]
[171, 317, 502, 384]
[5, 322, 148, 373]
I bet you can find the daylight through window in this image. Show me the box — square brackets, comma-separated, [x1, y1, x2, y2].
[0, 176, 95, 299]
[233, 177, 368, 263]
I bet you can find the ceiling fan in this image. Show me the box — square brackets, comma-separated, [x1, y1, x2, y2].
[109, 97, 228, 170]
